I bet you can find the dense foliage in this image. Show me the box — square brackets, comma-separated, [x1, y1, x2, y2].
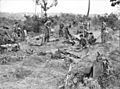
[110, 0, 120, 6]
[91, 13, 119, 30]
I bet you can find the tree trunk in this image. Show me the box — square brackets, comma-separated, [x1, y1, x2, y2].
[86, 0, 90, 18]
[44, 10, 47, 18]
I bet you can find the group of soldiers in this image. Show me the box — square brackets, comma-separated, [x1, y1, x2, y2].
[0, 22, 26, 53]
[77, 30, 96, 48]
[59, 23, 72, 40]
[0, 18, 108, 53]
[33, 19, 107, 47]
[58, 22, 96, 49]
[12, 22, 27, 42]
[32, 19, 96, 48]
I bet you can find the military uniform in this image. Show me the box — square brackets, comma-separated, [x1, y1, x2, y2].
[13, 23, 24, 41]
[88, 33, 96, 45]
[44, 24, 50, 43]
[79, 35, 87, 48]
[64, 26, 72, 41]
[59, 24, 64, 38]
[83, 22, 87, 30]
[83, 30, 89, 38]
[101, 22, 107, 43]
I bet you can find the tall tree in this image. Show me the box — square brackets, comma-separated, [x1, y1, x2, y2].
[87, 0, 90, 18]
[34, 0, 58, 18]
[110, 0, 120, 6]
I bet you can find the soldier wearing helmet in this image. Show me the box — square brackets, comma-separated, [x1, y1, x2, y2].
[44, 20, 51, 43]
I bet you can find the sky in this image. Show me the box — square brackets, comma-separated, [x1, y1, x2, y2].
[0, 0, 118, 15]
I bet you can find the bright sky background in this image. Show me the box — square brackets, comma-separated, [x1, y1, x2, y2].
[0, 0, 118, 14]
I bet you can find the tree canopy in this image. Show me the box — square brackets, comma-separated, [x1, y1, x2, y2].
[110, 0, 120, 6]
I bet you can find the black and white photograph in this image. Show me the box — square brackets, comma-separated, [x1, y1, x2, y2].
[0, 0, 120, 89]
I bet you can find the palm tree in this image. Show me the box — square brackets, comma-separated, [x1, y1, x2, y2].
[87, 0, 90, 18]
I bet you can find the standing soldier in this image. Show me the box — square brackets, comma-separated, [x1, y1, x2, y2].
[59, 23, 64, 38]
[83, 22, 87, 30]
[13, 22, 19, 33]
[101, 22, 107, 43]
[44, 21, 51, 43]
[64, 26, 69, 40]
[13, 22, 23, 42]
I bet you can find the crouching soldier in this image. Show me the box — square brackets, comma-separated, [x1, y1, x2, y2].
[88, 32, 96, 45]
[64, 26, 72, 41]
[79, 34, 87, 49]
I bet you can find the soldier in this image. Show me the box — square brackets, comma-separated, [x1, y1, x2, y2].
[13, 22, 19, 32]
[13, 22, 24, 41]
[101, 22, 107, 43]
[92, 52, 111, 79]
[64, 26, 72, 41]
[83, 22, 87, 30]
[102, 57, 113, 75]
[3, 31, 14, 44]
[44, 21, 51, 43]
[83, 30, 89, 38]
[79, 34, 87, 49]
[88, 32, 96, 45]
[59, 23, 64, 38]
[11, 31, 18, 43]
[3, 31, 9, 44]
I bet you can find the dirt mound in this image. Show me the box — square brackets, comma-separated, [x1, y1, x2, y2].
[45, 59, 67, 70]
